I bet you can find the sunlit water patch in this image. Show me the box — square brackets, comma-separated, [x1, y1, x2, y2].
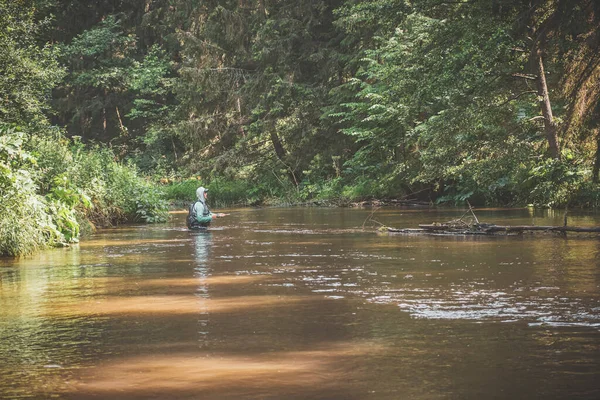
[287, 258, 600, 330]
[357, 285, 600, 329]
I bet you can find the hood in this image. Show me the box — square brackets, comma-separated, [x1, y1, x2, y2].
[196, 186, 207, 202]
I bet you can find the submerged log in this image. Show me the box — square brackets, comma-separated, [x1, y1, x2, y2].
[387, 227, 487, 235]
[387, 223, 600, 235]
[386, 203, 599, 236]
[474, 225, 600, 233]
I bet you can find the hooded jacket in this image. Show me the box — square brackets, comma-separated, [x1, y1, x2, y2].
[193, 187, 212, 226]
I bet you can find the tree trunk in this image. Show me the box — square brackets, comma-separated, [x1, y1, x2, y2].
[259, 0, 266, 18]
[102, 88, 108, 140]
[102, 106, 107, 138]
[235, 81, 245, 137]
[270, 131, 286, 162]
[536, 52, 560, 159]
[593, 129, 600, 182]
[270, 130, 299, 187]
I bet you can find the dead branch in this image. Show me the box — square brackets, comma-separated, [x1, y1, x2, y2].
[466, 200, 479, 224]
[362, 206, 382, 230]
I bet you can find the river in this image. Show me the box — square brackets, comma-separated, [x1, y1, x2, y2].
[1, 207, 599, 399]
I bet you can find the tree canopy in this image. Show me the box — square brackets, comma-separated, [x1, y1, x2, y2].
[1, 0, 600, 212]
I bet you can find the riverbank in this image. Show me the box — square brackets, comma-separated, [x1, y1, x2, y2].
[161, 176, 600, 211]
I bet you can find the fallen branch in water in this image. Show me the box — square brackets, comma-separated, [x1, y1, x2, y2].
[387, 222, 600, 235]
[408, 224, 600, 234]
[362, 206, 384, 230]
[386, 203, 600, 235]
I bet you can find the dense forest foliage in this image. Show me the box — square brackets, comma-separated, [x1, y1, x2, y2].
[1, 0, 600, 255]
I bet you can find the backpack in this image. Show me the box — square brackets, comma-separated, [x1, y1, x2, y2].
[186, 201, 210, 229]
[185, 202, 198, 229]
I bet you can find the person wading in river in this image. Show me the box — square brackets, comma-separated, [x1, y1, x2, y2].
[187, 187, 228, 230]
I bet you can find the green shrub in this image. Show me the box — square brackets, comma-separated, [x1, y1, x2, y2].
[45, 174, 92, 242]
[90, 160, 168, 224]
[132, 183, 169, 223]
[29, 132, 169, 227]
[572, 181, 600, 208]
[163, 179, 200, 202]
[0, 189, 61, 256]
[0, 126, 62, 256]
[207, 178, 257, 207]
[516, 158, 588, 207]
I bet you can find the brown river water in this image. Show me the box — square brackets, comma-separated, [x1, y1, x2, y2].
[1, 207, 600, 399]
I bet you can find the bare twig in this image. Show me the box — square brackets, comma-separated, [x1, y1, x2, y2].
[362, 206, 382, 230]
[512, 73, 537, 80]
[495, 91, 537, 107]
[369, 218, 386, 227]
[529, 115, 546, 122]
[466, 200, 480, 224]
[400, 187, 431, 200]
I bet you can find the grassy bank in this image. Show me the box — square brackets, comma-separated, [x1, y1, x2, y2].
[1, 124, 169, 257]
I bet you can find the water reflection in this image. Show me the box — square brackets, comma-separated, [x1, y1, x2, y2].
[192, 230, 212, 269]
[192, 231, 211, 347]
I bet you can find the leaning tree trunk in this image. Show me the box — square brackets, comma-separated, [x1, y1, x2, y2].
[536, 52, 561, 160]
[593, 129, 600, 182]
[269, 130, 299, 187]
